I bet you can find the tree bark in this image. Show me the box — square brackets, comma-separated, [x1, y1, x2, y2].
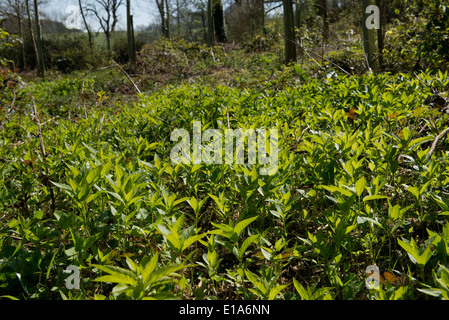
[295, 0, 301, 56]
[176, 0, 181, 36]
[376, 0, 384, 70]
[165, 0, 171, 39]
[206, 0, 213, 46]
[17, 8, 27, 68]
[283, 0, 296, 64]
[261, 0, 266, 35]
[155, 0, 167, 37]
[78, 0, 93, 51]
[322, 0, 329, 43]
[212, 0, 226, 43]
[126, 0, 135, 64]
[25, 0, 37, 67]
[33, 0, 45, 76]
[362, 0, 377, 73]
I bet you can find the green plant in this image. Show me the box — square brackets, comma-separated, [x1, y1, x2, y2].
[91, 253, 192, 299]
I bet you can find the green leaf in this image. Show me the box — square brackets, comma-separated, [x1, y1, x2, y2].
[363, 195, 388, 201]
[234, 216, 258, 236]
[268, 284, 289, 300]
[34, 210, 44, 220]
[125, 256, 138, 272]
[402, 127, 411, 141]
[261, 247, 272, 261]
[46, 249, 59, 280]
[182, 233, 206, 251]
[245, 270, 267, 296]
[238, 234, 260, 259]
[187, 197, 198, 212]
[141, 254, 159, 285]
[147, 264, 190, 286]
[0, 295, 19, 300]
[92, 264, 138, 285]
[210, 222, 235, 239]
[407, 186, 420, 201]
[417, 288, 443, 298]
[398, 237, 433, 267]
[355, 177, 367, 197]
[166, 233, 182, 252]
[51, 181, 72, 192]
[356, 216, 383, 228]
[293, 278, 310, 300]
[86, 166, 101, 184]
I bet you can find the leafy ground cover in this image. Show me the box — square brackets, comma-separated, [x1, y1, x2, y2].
[1, 68, 449, 300]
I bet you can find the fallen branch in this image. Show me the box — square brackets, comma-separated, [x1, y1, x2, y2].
[112, 59, 142, 95]
[10, 88, 16, 112]
[98, 113, 106, 134]
[296, 124, 310, 143]
[29, 90, 56, 214]
[427, 126, 449, 160]
[40, 116, 59, 127]
[30, 93, 46, 158]
[294, 40, 352, 76]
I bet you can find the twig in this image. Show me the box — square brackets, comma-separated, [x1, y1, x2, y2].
[98, 113, 106, 134]
[414, 72, 439, 96]
[352, 121, 363, 135]
[81, 79, 88, 119]
[266, 3, 283, 14]
[29, 90, 56, 214]
[362, 47, 373, 75]
[112, 59, 142, 95]
[10, 88, 16, 112]
[427, 127, 449, 160]
[294, 40, 352, 76]
[226, 105, 230, 130]
[89, 65, 116, 72]
[294, 41, 325, 71]
[296, 124, 310, 143]
[40, 116, 59, 127]
[30, 93, 46, 158]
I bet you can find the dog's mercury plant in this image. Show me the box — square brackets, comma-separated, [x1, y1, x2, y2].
[170, 121, 279, 175]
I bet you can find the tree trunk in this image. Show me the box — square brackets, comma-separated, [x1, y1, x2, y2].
[17, 11, 27, 68]
[362, 0, 377, 73]
[206, 0, 214, 46]
[283, 0, 296, 64]
[33, 0, 45, 76]
[376, 0, 384, 70]
[165, 0, 171, 39]
[106, 32, 111, 54]
[155, 0, 167, 37]
[201, 8, 207, 41]
[79, 0, 93, 50]
[322, 0, 329, 43]
[295, 0, 301, 56]
[25, 0, 35, 55]
[176, 0, 181, 36]
[126, 0, 135, 64]
[261, 0, 266, 35]
[295, 0, 301, 31]
[212, 0, 226, 43]
[25, 0, 38, 73]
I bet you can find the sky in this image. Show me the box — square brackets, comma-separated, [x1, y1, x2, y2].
[42, 0, 281, 32]
[43, 0, 159, 31]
